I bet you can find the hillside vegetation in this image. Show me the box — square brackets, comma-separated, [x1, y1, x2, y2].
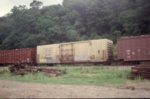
[0, 0, 150, 50]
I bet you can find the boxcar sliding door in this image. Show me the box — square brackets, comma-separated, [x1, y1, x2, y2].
[59, 43, 74, 63]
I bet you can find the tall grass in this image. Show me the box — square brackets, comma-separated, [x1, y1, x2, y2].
[0, 66, 131, 86]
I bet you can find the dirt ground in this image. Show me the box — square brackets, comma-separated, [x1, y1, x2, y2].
[0, 80, 150, 98]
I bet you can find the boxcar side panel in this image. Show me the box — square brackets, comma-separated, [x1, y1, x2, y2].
[59, 43, 74, 63]
[0, 48, 36, 65]
[117, 35, 150, 62]
[74, 41, 91, 62]
[37, 44, 60, 64]
[90, 39, 112, 62]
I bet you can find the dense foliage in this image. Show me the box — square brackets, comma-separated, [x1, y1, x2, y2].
[0, 0, 150, 50]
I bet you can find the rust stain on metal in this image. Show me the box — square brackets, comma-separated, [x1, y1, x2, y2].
[59, 43, 74, 63]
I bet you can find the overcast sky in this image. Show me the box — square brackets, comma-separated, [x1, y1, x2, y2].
[0, 0, 63, 17]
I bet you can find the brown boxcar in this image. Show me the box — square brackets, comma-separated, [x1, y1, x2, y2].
[117, 35, 150, 62]
[0, 48, 36, 65]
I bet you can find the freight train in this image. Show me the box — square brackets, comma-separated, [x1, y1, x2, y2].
[0, 35, 150, 65]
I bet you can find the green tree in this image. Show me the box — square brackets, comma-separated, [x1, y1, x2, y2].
[0, 0, 150, 49]
[30, 0, 43, 9]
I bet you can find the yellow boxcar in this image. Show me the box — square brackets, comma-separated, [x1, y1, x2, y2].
[37, 44, 60, 64]
[73, 40, 91, 62]
[37, 39, 113, 64]
[89, 39, 113, 62]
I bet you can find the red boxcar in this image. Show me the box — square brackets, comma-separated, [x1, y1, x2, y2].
[0, 48, 36, 65]
[117, 35, 150, 62]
